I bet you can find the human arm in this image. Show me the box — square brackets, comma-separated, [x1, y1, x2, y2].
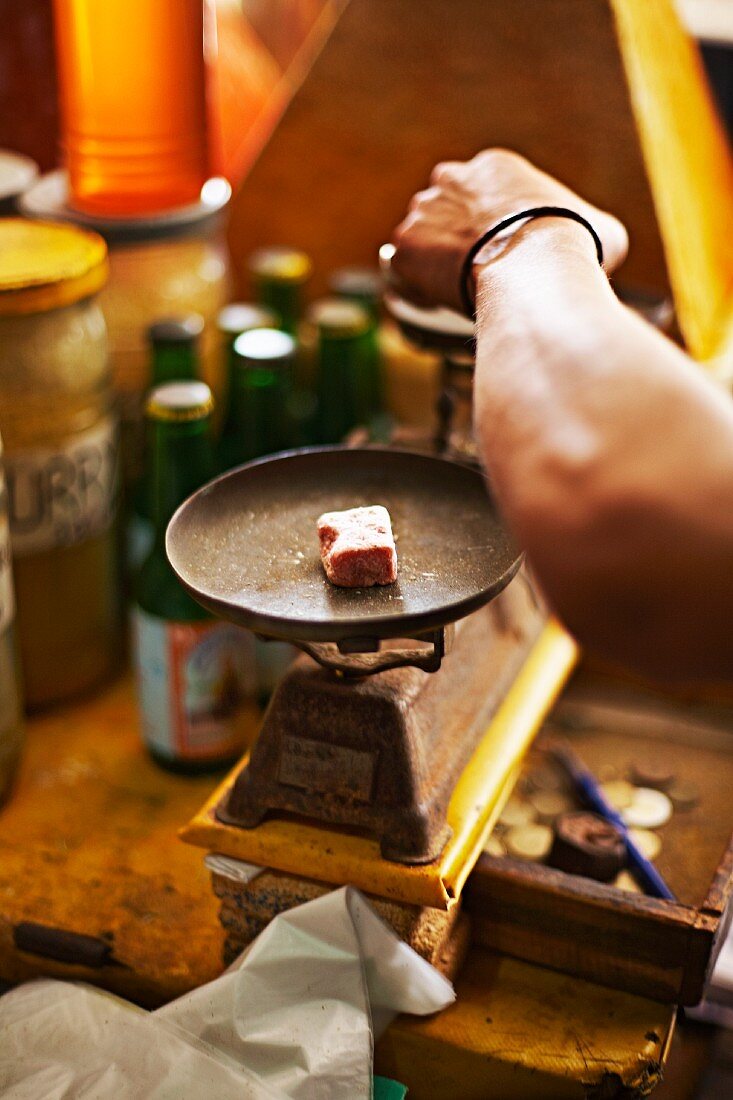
[391, 150, 733, 684]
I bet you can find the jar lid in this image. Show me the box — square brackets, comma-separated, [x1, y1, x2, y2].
[0, 218, 108, 315]
[249, 246, 312, 285]
[307, 298, 370, 339]
[19, 171, 231, 244]
[0, 150, 39, 205]
[146, 381, 214, 422]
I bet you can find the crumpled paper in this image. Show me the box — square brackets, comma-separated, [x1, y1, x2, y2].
[0, 886, 455, 1099]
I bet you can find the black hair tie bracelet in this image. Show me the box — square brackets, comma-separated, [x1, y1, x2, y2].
[459, 205, 605, 319]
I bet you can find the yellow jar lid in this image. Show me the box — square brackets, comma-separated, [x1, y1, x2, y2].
[0, 218, 108, 316]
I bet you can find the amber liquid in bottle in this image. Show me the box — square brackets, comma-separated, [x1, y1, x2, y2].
[53, 0, 211, 216]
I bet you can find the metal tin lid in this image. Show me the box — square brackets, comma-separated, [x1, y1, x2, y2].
[19, 171, 231, 244]
[147, 314, 205, 346]
[0, 150, 39, 205]
[307, 298, 370, 339]
[217, 303, 277, 337]
[232, 328, 296, 366]
[0, 218, 108, 315]
[146, 381, 214, 422]
[249, 246, 312, 285]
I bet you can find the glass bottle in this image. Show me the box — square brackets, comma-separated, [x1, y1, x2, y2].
[217, 303, 277, 357]
[148, 315, 204, 386]
[52, 0, 212, 216]
[248, 246, 312, 336]
[0, 436, 24, 807]
[329, 266, 386, 429]
[127, 316, 204, 575]
[217, 328, 298, 702]
[0, 218, 120, 709]
[309, 298, 373, 444]
[133, 381, 255, 772]
[218, 328, 295, 472]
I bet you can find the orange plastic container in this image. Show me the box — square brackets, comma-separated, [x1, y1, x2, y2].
[53, 0, 212, 216]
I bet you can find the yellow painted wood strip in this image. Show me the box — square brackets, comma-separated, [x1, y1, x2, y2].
[180, 621, 578, 909]
[612, 0, 733, 361]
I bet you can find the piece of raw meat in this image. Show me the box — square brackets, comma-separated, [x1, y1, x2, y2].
[317, 505, 398, 588]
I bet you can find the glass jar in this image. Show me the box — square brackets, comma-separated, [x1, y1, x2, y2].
[53, 0, 211, 217]
[0, 435, 24, 806]
[0, 219, 120, 709]
[20, 172, 232, 487]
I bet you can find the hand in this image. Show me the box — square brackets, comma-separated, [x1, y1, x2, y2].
[389, 149, 629, 312]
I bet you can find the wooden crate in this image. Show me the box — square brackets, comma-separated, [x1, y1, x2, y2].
[464, 682, 733, 1005]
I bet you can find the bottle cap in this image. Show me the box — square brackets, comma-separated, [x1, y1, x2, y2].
[217, 303, 277, 337]
[232, 328, 296, 367]
[146, 381, 214, 422]
[249, 246, 312, 285]
[307, 298, 370, 339]
[328, 266, 382, 302]
[0, 218, 108, 315]
[147, 314, 205, 346]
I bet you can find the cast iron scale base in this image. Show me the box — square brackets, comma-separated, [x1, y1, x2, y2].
[167, 446, 532, 865]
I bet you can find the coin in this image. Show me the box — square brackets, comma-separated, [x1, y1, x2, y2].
[499, 796, 536, 829]
[600, 780, 636, 811]
[622, 787, 672, 829]
[627, 827, 662, 860]
[668, 780, 700, 811]
[614, 870, 643, 894]
[505, 823, 553, 861]
[529, 790, 573, 823]
[484, 834, 507, 857]
[524, 765, 569, 794]
[628, 760, 675, 791]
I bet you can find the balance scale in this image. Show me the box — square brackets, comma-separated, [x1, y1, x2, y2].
[170, 445, 577, 971]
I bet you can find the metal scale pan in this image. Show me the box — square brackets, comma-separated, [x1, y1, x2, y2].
[166, 446, 520, 673]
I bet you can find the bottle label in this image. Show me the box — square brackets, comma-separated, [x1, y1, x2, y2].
[0, 472, 15, 636]
[6, 415, 119, 557]
[133, 609, 257, 762]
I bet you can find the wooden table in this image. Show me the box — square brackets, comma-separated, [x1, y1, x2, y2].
[0, 673, 687, 1097]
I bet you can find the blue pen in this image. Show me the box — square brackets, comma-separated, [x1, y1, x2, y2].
[549, 742, 676, 902]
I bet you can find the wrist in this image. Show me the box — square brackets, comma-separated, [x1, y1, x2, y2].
[474, 217, 605, 298]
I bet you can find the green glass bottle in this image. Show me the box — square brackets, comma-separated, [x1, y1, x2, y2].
[127, 316, 204, 576]
[248, 247, 312, 336]
[134, 381, 255, 773]
[329, 266, 386, 429]
[310, 298, 373, 444]
[217, 302, 276, 362]
[147, 314, 204, 385]
[328, 266, 382, 324]
[218, 328, 295, 472]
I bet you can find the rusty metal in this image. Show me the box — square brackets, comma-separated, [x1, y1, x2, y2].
[218, 585, 543, 864]
[166, 447, 520, 653]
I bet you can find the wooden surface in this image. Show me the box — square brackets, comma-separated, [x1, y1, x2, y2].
[465, 690, 733, 1004]
[612, 0, 733, 361]
[0, 671, 680, 1097]
[0, 676, 228, 1008]
[375, 947, 675, 1099]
